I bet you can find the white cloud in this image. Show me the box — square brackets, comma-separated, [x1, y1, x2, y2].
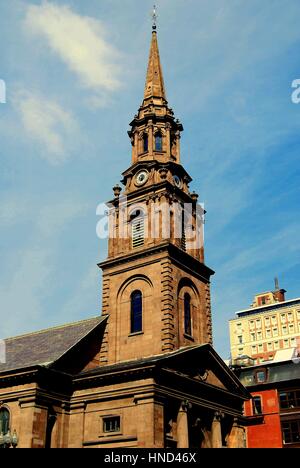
[13, 89, 78, 165]
[24, 2, 121, 93]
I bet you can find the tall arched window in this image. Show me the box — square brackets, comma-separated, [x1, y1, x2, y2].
[184, 293, 192, 336]
[143, 134, 148, 152]
[0, 408, 10, 435]
[155, 132, 163, 151]
[131, 290, 143, 333]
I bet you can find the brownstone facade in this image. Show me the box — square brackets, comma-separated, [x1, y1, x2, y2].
[0, 27, 249, 449]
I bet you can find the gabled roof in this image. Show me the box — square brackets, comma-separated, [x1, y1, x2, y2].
[77, 343, 249, 398]
[0, 316, 107, 373]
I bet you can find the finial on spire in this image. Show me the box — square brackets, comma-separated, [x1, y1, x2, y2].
[152, 5, 158, 30]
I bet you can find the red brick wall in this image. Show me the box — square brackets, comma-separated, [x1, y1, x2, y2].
[244, 389, 283, 448]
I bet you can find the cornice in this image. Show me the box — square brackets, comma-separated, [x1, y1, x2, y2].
[98, 242, 214, 281]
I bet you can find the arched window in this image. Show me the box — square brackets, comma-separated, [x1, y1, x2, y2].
[0, 408, 10, 435]
[143, 134, 148, 152]
[131, 290, 143, 333]
[184, 293, 192, 336]
[155, 132, 163, 151]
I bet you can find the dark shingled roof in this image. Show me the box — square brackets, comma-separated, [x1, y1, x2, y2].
[0, 316, 107, 373]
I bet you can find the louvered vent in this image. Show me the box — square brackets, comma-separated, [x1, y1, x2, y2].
[132, 218, 145, 248]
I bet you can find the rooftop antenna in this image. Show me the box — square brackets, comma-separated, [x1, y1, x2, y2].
[274, 277, 279, 290]
[152, 5, 158, 30]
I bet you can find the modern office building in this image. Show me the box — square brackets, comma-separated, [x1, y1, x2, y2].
[229, 281, 300, 363]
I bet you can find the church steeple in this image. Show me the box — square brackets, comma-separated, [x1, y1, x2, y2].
[98, 15, 214, 365]
[143, 29, 166, 105]
[128, 28, 183, 166]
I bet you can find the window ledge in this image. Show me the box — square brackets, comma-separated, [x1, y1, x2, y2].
[128, 331, 144, 337]
[184, 333, 194, 341]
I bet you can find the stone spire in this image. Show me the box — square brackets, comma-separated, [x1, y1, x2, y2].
[143, 29, 167, 106]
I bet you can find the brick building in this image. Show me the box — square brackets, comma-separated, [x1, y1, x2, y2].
[0, 25, 249, 448]
[234, 350, 300, 448]
[229, 281, 300, 363]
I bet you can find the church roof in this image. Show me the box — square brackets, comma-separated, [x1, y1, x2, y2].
[0, 316, 107, 373]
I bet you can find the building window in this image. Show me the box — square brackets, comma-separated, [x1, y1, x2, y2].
[0, 408, 10, 435]
[255, 369, 267, 383]
[252, 396, 263, 415]
[258, 344, 263, 352]
[289, 324, 294, 333]
[282, 420, 300, 445]
[274, 341, 279, 349]
[282, 325, 288, 335]
[288, 312, 293, 322]
[155, 132, 163, 151]
[267, 342, 273, 351]
[250, 321, 255, 330]
[238, 348, 244, 355]
[103, 416, 121, 433]
[284, 339, 289, 348]
[291, 337, 296, 346]
[279, 391, 300, 410]
[184, 293, 192, 336]
[297, 310, 300, 320]
[257, 331, 262, 340]
[250, 332, 256, 342]
[130, 290, 143, 334]
[281, 314, 286, 323]
[266, 329, 271, 338]
[237, 322, 242, 330]
[273, 327, 278, 337]
[256, 319, 261, 329]
[251, 345, 257, 354]
[131, 215, 145, 248]
[143, 133, 148, 152]
[271, 315, 277, 325]
[265, 317, 270, 326]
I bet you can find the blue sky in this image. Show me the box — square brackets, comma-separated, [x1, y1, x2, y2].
[0, 0, 299, 358]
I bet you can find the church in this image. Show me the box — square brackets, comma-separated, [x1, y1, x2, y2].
[0, 23, 249, 449]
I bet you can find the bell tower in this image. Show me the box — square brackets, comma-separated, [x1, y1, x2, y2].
[98, 22, 214, 366]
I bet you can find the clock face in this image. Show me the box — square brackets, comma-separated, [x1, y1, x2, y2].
[173, 175, 182, 188]
[135, 170, 149, 186]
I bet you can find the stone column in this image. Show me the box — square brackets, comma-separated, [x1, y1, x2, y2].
[148, 121, 154, 157]
[165, 123, 171, 159]
[18, 397, 48, 448]
[227, 419, 246, 448]
[211, 411, 223, 448]
[67, 402, 86, 448]
[175, 131, 181, 163]
[132, 131, 138, 164]
[177, 401, 191, 448]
